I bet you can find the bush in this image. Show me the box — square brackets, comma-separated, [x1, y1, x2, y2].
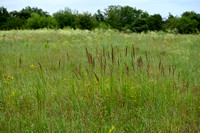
[3, 17, 26, 30]
[75, 12, 98, 30]
[53, 8, 77, 29]
[131, 18, 149, 33]
[97, 22, 111, 30]
[26, 13, 58, 29]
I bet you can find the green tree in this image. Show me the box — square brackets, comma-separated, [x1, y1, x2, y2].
[182, 11, 200, 31]
[178, 16, 198, 34]
[148, 14, 163, 31]
[26, 13, 57, 29]
[53, 8, 77, 29]
[131, 18, 149, 33]
[165, 17, 179, 32]
[75, 12, 98, 30]
[94, 9, 105, 22]
[0, 7, 9, 29]
[19, 6, 48, 19]
[104, 5, 122, 30]
[3, 17, 26, 30]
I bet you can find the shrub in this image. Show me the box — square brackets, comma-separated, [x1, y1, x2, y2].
[53, 8, 77, 29]
[75, 12, 98, 30]
[26, 13, 58, 29]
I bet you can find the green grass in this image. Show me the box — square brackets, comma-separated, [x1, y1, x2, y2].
[0, 29, 200, 132]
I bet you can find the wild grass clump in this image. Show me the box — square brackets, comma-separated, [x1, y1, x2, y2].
[0, 29, 199, 132]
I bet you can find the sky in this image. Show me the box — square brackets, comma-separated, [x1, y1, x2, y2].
[1, 0, 200, 18]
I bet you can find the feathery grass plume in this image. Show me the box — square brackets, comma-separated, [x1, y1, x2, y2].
[104, 58, 107, 74]
[137, 56, 143, 70]
[161, 65, 165, 76]
[73, 70, 79, 79]
[132, 45, 135, 58]
[93, 72, 99, 82]
[111, 46, 115, 64]
[147, 61, 150, 76]
[79, 63, 82, 77]
[125, 63, 129, 76]
[85, 47, 95, 68]
[107, 51, 110, 60]
[125, 45, 128, 57]
[118, 58, 120, 68]
[67, 53, 70, 60]
[132, 60, 135, 72]
[58, 60, 61, 68]
[159, 59, 162, 70]
[19, 57, 22, 68]
[116, 45, 119, 54]
[169, 65, 171, 76]
[38, 62, 42, 71]
[103, 47, 105, 57]
[145, 52, 148, 61]
[178, 72, 180, 80]
[173, 66, 176, 77]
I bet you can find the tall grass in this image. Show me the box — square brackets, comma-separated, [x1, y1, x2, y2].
[0, 29, 200, 132]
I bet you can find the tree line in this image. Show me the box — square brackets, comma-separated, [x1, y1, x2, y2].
[0, 6, 200, 34]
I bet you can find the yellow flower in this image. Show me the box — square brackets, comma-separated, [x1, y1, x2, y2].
[31, 64, 34, 68]
[3, 81, 7, 84]
[108, 125, 115, 133]
[63, 78, 67, 82]
[131, 86, 135, 90]
[138, 38, 141, 41]
[7, 76, 13, 80]
[95, 81, 99, 85]
[85, 84, 90, 87]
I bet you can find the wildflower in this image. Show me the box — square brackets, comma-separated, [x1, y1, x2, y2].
[95, 81, 99, 85]
[31, 64, 34, 68]
[63, 78, 67, 82]
[108, 125, 115, 133]
[131, 86, 135, 90]
[130, 42, 135, 45]
[85, 84, 90, 87]
[3, 81, 7, 85]
[4, 74, 7, 78]
[7, 76, 13, 80]
[138, 38, 141, 41]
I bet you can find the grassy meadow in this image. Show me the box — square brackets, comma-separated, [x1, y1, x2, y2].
[0, 29, 200, 132]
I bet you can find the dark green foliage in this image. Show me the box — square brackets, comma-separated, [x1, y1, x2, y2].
[19, 6, 48, 19]
[178, 16, 198, 34]
[104, 5, 122, 30]
[75, 12, 98, 30]
[148, 14, 163, 31]
[120, 6, 138, 27]
[0, 5, 200, 34]
[182, 11, 200, 31]
[26, 13, 57, 29]
[3, 17, 26, 30]
[94, 9, 105, 22]
[0, 7, 9, 29]
[53, 8, 77, 29]
[131, 18, 149, 32]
